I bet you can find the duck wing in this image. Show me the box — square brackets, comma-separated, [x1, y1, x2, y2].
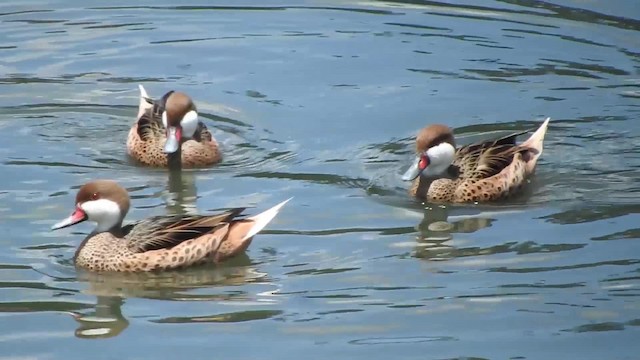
[193, 121, 213, 142]
[454, 129, 531, 179]
[124, 208, 246, 253]
[136, 91, 176, 141]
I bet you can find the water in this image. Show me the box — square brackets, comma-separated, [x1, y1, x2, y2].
[0, 0, 639, 359]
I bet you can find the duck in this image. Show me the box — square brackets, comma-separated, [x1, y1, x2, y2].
[402, 117, 550, 203]
[126, 85, 222, 168]
[51, 180, 290, 272]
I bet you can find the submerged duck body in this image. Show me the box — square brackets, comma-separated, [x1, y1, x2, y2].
[403, 118, 550, 203]
[51, 180, 289, 272]
[126, 85, 222, 168]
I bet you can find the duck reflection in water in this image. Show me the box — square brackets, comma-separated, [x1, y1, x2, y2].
[65, 261, 268, 339]
[412, 204, 495, 261]
[411, 197, 542, 262]
[164, 168, 199, 216]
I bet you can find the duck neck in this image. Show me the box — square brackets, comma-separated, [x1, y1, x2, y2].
[167, 146, 183, 170]
[414, 165, 461, 199]
[414, 176, 434, 199]
[95, 220, 124, 235]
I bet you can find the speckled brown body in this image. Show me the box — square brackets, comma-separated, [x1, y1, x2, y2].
[126, 126, 221, 168]
[410, 118, 550, 203]
[411, 153, 529, 203]
[126, 87, 222, 168]
[74, 223, 249, 272]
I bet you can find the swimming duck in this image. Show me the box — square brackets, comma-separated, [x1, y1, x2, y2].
[126, 85, 222, 168]
[402, 118, 550, 203]
[51, 180, 290, 272]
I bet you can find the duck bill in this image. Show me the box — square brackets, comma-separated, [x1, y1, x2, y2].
[164, 126, 182, 154]
[51, 207, 88, 230]
[402, 157, 422, 181]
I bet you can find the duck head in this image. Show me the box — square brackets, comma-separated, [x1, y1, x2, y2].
[161, 91, 199, 154]
[51, 180, 130, 233]
[402, 124, 456, 181]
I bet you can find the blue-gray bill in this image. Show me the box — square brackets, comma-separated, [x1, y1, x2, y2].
[51, 208, 87, 230]
[164, 137, 179, 153]
[164, 127, 180, 154]
[402, 157, 422, 181]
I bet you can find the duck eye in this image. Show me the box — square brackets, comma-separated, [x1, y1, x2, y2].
[90, 192, 99, 200]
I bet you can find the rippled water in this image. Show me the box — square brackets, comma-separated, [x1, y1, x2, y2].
[0, 0, 639, 359]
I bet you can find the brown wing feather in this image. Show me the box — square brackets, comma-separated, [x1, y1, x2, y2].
[124, 208, 246, 253]
[136, 99, 165, 141]
[472, 145, 523, 178]
[454, 129, 531, 180]
[193, 121, 213, 142]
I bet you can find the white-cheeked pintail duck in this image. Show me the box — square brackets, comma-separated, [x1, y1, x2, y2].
[51, 180, 290, 272]
[126, 85, 222, 168]
[402, 118, 550, 203]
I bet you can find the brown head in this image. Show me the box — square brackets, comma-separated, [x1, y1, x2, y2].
[51, 180, 131, 233]
[402, 124, 457, 181]
[416, 124, 455, 153]
[162, 91, 199, 154]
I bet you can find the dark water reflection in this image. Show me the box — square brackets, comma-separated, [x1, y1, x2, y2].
[0, 0, 639, 359]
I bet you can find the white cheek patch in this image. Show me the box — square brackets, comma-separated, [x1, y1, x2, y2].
[180, 110, 198, 139]
[80, 199, 122, 232]
[422, 142, 456, 177]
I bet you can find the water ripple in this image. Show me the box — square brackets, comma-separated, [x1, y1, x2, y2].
[0, 1, 638, 358]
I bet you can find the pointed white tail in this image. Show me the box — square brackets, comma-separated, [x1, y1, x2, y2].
[521, 117, 551, 173]
[242, 197, 292, 241]
[137, 84, 153, 119]
[522, 117, 551, 152]
[138, 84, 149, 99]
